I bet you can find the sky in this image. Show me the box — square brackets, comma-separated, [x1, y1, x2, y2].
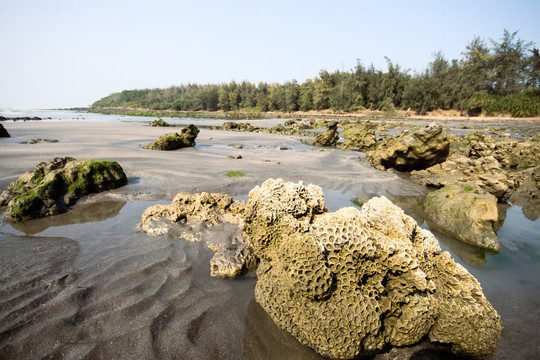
[1, 0, 539, 108]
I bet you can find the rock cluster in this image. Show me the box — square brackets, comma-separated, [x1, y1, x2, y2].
[0, 157, 127, 221]
[243, 179, 502, 358]
[411, 154, 514, 201]
[143, 124, 199, 150]
[0, 123, 9, 137]
[423, 184, 501, 253]
[366, 123, 450, 171]
[149, 118, 171, 127]
[141, 192, 256, 278]
[412, 132, 540, 219]
[312, 121, 339, 147]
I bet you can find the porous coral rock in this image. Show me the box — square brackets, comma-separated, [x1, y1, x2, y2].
[366, 122, 450, 171]
[141, 192, 256, 278]
[243, 178, 502, 359]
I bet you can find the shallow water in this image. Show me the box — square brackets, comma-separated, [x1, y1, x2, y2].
[0, 192, 539, 359]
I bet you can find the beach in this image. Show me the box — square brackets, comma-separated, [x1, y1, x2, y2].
[1, 112, 539, 359]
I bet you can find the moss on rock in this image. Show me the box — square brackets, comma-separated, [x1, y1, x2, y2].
[0, 157, 127, 221]
[143, 124, 199, 150]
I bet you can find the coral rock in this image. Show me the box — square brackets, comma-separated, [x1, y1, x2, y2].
[366, 123, 450, 171]
[423, 184, 501, 253]
[313, 121, 339, 147]
[141, 192, 256, 278]
[243, 178, 502, 358]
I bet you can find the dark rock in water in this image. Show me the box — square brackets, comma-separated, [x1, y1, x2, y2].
[143, 124, 199, 150]
[366, 123, 450, 171]
[0, 123, 9, 137]
[312, 121, 339, 147]
[0, 157, 127, 221]
[243, 178, 502, 358]
[141, 192, 256, 278]
[423, 184, 501, 253]
[149, 118, 171, 127]
[27, 138, 59, 144]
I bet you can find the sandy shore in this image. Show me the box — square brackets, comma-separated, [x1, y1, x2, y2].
[0, 120, 425, 201]
[1, 119, 539, 359]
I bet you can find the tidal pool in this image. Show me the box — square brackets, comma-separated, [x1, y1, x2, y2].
[1, 192, 538, 359]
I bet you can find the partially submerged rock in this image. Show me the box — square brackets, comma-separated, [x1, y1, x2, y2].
[141, 192, 256, 278]
[143, 124, 199, 150]
[312, 121, 339, 147]
[424, 184, 501, 253]
[0, 157, 127, 221]
[0, 123, 9, 137]
[366, 123, 450, 171]
[243, 179, 502, 358]
[222, 122, 257, 132]
[411, 154, 514, 202]
[149, 118, 171, 127]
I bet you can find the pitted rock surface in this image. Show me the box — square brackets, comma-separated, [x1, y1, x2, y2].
[243, 178, 502, 359]
[141, 192, 256, 278]
[366, 122, 450, 171]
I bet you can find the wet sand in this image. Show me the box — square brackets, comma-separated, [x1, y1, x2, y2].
[1, 119, 539, 359]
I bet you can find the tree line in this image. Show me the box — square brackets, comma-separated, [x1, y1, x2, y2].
[92, 30, 540, 117]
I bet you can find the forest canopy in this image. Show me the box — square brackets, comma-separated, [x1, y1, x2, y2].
[92, 30, 540, 117]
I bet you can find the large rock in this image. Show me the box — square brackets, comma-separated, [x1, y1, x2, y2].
[341, 123, 378, 151]
[0, 123, 9, 137]
[243, 179, 502, 358]
[0, 157, 127, 221]
[411, 154, 514, 202]
[423, 184, 501, 253]
[143, 124, 199, 150]
[312, 121, 339, 147]
[366, 123, 450, 171]
[141, 192, 256, 278]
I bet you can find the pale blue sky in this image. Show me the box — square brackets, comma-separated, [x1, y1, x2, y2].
[1, 0, 539, 108]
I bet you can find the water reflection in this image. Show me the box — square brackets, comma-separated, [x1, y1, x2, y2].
[8, 200, 126, 235]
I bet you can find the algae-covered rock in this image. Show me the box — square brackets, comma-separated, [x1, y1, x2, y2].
[366, 123, 450, 171]
[312, 121, 339, 147]
[0, 157, 127, 221]
[0, 123, 10, 137]
[341, 123, 378, 151]
[149, 118, 171, 127]
[423, 184, 501, 253]
[143, 124, 199, 150]
[141, 192, 256, 278]
[243, 178, 502, 358]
